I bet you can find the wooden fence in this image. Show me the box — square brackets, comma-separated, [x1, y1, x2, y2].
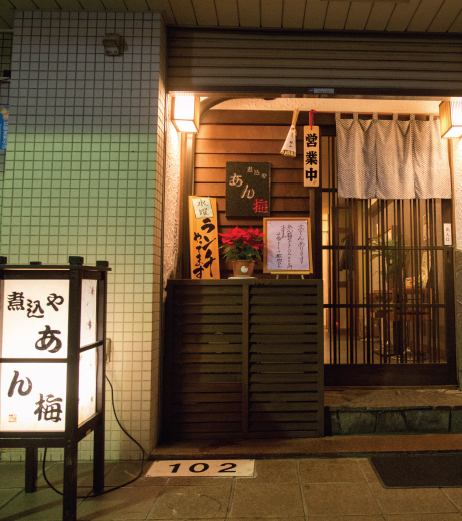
[163, 279, 324, 440]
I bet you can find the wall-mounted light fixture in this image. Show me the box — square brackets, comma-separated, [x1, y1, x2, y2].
[172, 96, 200, 133]
[102, 33, 122, 56]
[439, 100, 462, 138]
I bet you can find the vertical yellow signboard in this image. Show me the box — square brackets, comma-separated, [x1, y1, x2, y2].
[189, 196, 221, 279]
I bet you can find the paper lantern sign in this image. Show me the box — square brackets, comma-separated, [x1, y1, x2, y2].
[304, 126, 320, 188]
[189, 196, 220, 279]
[226, 162, 271, 217]
[263, 218, 312, 275]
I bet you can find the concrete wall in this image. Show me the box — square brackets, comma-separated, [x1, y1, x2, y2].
[0, 11, 166, 461]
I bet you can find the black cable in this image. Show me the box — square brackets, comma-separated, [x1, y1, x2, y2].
[42, 375, 146, 498]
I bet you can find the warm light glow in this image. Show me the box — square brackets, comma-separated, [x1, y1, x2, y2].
[78, 349, 97, 425]
[1, 279, 70, 359]
[439, 100, 462, 138]
[172, 96, 199, 133]
[0, 363, 67, 432]
[80, 279, 97, 347]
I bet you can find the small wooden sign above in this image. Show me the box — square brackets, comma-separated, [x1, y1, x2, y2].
[226, 161, 271, 217]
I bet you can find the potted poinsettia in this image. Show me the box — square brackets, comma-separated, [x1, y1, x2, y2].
[219, 226, 265, 278]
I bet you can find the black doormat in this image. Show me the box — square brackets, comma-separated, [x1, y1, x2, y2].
[370, 454, 462, 488]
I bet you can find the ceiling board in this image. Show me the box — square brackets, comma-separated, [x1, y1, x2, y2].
[428, 0, 462, 32]
[192, 0, 218, 25]
[238, 0, 260, 27]
[0, 3, 13, 29]
[79, 0, 105, 11]
[261, 0, 283, 27]
[56, 0, 84, 10]
[344, 2, 371, 31]
[448, 7, 462, 31]
[283, 0, 307, 28]
[101, 0, 128, 12]
[10, 0, 37, 9]
[123, 0, 149, 11]
[324, 0, 349, 30]
[303, 0, 327, 29]
[365, 2, 394, 31]
[169, 0, 197, 25]
[147, 0, 175, 22]
[407, 0, 444, 32]
[215, 0, 239, 26]
[386, 0, 419, 31]
[33, 0, 60, 8]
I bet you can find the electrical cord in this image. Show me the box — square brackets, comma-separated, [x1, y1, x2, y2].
[42, 375, 146, 498]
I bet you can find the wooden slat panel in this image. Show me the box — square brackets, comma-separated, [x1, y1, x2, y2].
[250, 324, 318, 334]
[249, 305, 314, 315]
[250, 353, 319, 363]
[164, 280, 323, 441]
[250, 315, 317, 324]
[172, 393, 242, 403]
[195, 168, 302, 183]
[195, 138, 299, 153]
[178, 323, 243, 333]
[177, 373, 243, 383]
[174, 285, 243, 295]
[250, 344, 317, 353]
[217, 197, 309, 212]
[178, 314, 244, 324]
[250, 362, 317, 372]
[250, 384, 318, 393]
[173, 402, 242, 413]
[174, 305, 242, 315]
[196, 153, 304, 168]
[174, 334, 241, 344]
[181, 353, 242, 363]
[197, 125, 306, 140]
[173, 344, 243, 353]
[250, 422, 318, 431]
[250, 412, 319, 422]
[250, 373, 319, 383]
[252, 285, 317, 296]
[250, 295, 319, 305]
[250, 401, 316, 411]
[250, 334, 318, 344]
[195, 182, 310, 198]
[250, 392, 317, 402]
[174, 412, 242, 422]
[175, 295, 242, 305]
[171, 422, 242, 433]
[172, 383, 242, 393]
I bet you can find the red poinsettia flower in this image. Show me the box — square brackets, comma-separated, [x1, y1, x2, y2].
[218, 226, 265, 262]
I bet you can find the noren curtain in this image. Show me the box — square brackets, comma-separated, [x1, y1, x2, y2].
[336, 113, 452, 200]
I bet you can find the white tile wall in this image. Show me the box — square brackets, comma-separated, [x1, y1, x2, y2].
[0, 11, 166, 461]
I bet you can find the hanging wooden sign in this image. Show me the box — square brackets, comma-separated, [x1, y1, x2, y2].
[304, 125, 320, 188]
[226, 162, 271, 217]
[189, 196, 220, 280]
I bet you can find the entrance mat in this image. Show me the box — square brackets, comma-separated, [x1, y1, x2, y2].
[370, 454, 462, 488]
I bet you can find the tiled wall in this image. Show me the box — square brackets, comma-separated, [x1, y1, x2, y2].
[0, 11, 166, 460]
[0, 31, 12, 173]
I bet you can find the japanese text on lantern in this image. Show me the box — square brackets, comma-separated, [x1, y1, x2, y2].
[303, 126, 320, 188]
[189, 197, 220, 279]
[1, 279, 69, 432]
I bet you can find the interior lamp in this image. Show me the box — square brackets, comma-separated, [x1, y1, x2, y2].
[439, 100, 462, 138]
[172, 96, 200, 133]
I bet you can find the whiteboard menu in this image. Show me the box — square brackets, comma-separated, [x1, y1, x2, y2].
[263, 218, 312, 275]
